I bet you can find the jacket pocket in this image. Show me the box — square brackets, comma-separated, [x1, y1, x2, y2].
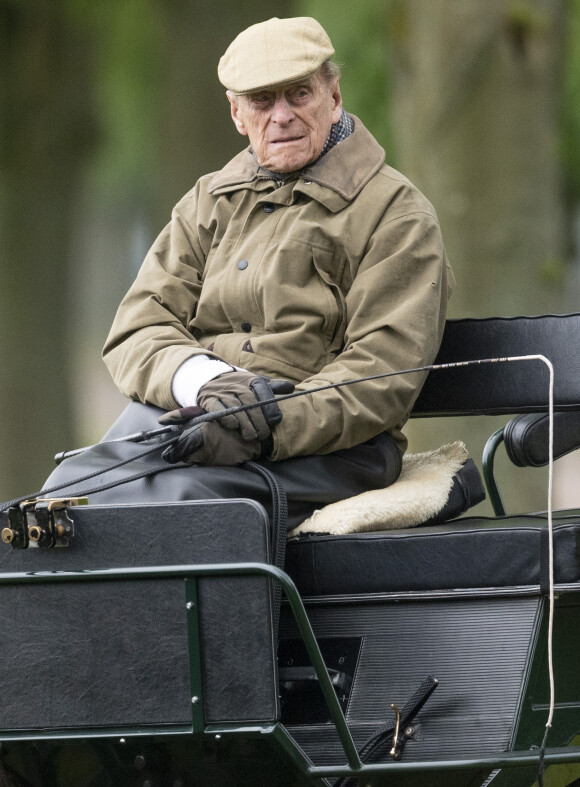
[311, 248, 347, 353]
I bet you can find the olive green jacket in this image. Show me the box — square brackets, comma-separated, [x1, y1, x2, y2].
[103, 118, 455, 460]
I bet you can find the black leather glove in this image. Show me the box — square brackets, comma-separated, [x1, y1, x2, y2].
[197, 372, 295, 441]
[159, 408, 263, 466]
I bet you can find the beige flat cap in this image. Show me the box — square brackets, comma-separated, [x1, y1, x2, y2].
[218, 17, 335, 94]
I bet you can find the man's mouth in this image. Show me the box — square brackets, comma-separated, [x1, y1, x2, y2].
[271, 136, 304, 145]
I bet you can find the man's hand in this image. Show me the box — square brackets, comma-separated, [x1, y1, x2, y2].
[160, 413, 263, 466]
[197, 372, 294, 441]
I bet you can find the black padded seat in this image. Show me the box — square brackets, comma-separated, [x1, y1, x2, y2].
[285, 511, 580, 596]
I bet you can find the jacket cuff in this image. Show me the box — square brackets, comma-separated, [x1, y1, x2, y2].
[171, 355, 234, 407]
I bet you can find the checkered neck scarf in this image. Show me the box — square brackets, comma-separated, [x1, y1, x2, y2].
[319, 109, 354, 157]
[255, 110, 355, 183]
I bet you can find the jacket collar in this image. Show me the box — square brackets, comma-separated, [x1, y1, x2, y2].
[207, 116, 385, 212]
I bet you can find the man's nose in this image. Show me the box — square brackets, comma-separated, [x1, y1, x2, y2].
[271, 96, 295, 123]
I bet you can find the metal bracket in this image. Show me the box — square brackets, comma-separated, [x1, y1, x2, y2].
[1, 498, 86, 549]
[1, 506, 29, 549]
[389, 675, 438, 760]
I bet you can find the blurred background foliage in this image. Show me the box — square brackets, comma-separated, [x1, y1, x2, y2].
[0, 0, 579, 515]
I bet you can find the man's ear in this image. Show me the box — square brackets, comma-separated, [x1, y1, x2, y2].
[330, 79, 343, 125]
[227, 91, 248, 136]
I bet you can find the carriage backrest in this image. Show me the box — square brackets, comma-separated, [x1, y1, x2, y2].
[412, 313, 580, 417]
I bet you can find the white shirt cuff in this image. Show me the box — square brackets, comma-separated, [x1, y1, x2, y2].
[172, 355, 235, 407]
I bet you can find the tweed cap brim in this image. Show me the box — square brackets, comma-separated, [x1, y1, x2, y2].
[218, 17, 335, 94]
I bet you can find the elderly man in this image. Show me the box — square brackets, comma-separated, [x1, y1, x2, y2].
[47, 17, 454, 529]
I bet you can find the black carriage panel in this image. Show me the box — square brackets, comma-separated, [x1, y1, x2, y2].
[279, 594, 541, 765]
[0, 500, 279, 732]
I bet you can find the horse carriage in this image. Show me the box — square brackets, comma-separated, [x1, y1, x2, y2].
[1, 313, 580, 786]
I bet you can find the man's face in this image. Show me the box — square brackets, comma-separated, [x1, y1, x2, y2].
[227, 72, 343, 173]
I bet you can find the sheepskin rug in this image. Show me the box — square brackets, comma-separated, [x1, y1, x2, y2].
[290, 441, 469, 536]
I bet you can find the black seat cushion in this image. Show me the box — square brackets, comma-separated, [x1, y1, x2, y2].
[285, 511, 580, 596]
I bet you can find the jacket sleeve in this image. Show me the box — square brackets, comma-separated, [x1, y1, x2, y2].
[269, 208, 455, 460]
[102, 186, 219, 409]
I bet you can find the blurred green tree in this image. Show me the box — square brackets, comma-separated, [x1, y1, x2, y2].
[0, 0, 99, 500]
[387, 0, 569, 514]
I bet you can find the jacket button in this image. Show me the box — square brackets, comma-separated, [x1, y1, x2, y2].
[237, 259, 249, 270]
[241, 322, 252, 333]
[263, 202, 275, 213]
